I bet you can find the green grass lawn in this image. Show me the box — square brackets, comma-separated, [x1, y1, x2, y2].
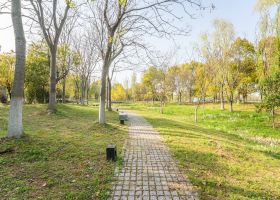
[0, 104, 127, 200]
[119, 102, 280, 200]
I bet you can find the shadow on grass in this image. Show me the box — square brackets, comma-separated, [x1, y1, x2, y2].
[262, 150, 280, 160]
[144, 116, 257, 149]
[0, 104, 128, 200]
[142, 115, 280, 199]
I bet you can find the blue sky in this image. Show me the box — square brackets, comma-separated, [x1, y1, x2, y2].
[148, 0, 260, 62]
[117, 0, 260, 83]
[0, 0, 260, 82]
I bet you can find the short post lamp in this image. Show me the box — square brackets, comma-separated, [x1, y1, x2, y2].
[106, 144, 117, 161]
[119, 114, 127, 125]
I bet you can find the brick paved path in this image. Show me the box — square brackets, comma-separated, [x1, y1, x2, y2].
[109, 112, 198, 200]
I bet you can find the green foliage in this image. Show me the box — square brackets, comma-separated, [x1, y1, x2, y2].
[142, 66, 160, 101]
[229, 37, 257, 99]
[257, 72, 280, 127]
[0, 51, 15, 99]
[25, 42, 49, 103]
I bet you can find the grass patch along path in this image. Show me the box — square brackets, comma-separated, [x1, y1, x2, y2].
[0, 104, 127, 200]
[118, 103, 280, 200]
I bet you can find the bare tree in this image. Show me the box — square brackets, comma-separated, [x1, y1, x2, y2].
[87, 0, 209, 124]
[29, 0, 72, 113]
[72, 32, 99, 105]
[212, 19, 235, 110]
[150, 51, 176, 114]
[7, 0, 26, 138]
[57, 17, 78, 103]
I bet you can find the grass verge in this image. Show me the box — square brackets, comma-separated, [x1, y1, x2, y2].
[118, 103, 280, 200]
[0, 104, 127, 200]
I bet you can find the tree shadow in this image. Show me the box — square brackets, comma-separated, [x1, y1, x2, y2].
[140, 115, 280, 199]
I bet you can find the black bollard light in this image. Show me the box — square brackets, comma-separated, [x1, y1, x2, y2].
[106, 144, 117, 161]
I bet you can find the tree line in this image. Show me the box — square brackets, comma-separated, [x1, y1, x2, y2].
[111, 13, 280, 127]
[0, 0, 211, 138]
[0, 0, 279, 138]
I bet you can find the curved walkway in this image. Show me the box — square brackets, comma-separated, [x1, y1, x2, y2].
[109, 111, 198, 200]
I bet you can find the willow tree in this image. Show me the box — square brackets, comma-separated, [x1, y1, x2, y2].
[7, 0, 26, 138]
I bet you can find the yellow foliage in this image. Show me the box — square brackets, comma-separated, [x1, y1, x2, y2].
[112, 83, 126, 101]
[0, 52, 15, 89]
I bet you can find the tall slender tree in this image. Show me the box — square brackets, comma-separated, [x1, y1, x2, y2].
[88, 0, 209, 124]
[29, 0, 72, 113]
[7, 0, 26, 138]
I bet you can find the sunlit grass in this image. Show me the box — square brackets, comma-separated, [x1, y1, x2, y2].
[0, 104, 127, 199]
[119, 102, 280, 199]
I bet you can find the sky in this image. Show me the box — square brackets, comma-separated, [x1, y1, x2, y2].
[0, 0, 260, 83]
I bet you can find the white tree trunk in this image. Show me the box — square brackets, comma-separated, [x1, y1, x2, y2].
[220, 84, 225, 110]
[8, 98, 24, 138]
[7, 0, 26, 138]
[99, 63, 109, 124]
[99, 99, 106, 124]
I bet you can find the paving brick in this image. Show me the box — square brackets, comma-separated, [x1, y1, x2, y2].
[109, 112, 199, 200]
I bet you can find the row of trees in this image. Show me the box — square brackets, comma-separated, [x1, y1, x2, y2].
[117, 14, 280, 127]
[1, 0, 209, 138]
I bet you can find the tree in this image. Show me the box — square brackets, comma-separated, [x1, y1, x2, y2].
[130, 72, 137, 102]
[212, 19, 235, 110]
[142, 66, 159, 103]
[196, 32, 218, 103]
[166, 65, 180, 102]
[258, 72, 280, 128]
[193, 62, 208, 122]
[0, 51, 15, 100]
[56, 17, 78, 103]
[111, 83, 126, 101]
[180, 63, 196, 103]
[25, 42, 49, 103]
[229, 38, 256, 106]
[88, 0, 209, 124]
[29, 0, 73, 113]
[72, 34, 98, 105]
[7, 0, 26, 138]
[255, 0, 280, 100]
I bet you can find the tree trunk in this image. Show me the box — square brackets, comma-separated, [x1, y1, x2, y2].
[160, 100, 163, 114]
[75, 80, 80, 104]
[106, 76, 109, 110]
[272, 108, 275, 129]
[99, 63, 109, 124]
[220, 84, 225, 110]
[195, 104, 199, 123]
[47, 48, 57, 113]
[229, 94, 233, 112]
[202, 96, 205, 119]
[7, 86, 12, 101]
[189, 89, 192, 103]
[62, 78, 66, 103]
[179, 91, 182, 103]
[81, 78, 86, 105]
[7, 0, 26, 138]
[86, 79, 90, 105]
[108, 76, 112, 111]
